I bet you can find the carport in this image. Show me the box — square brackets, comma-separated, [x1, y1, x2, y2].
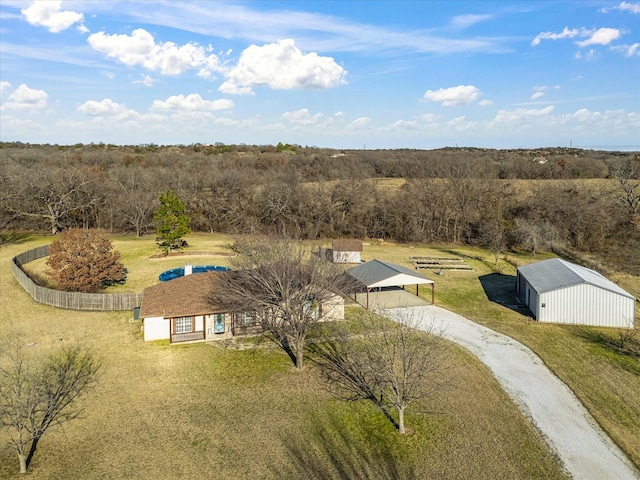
[347, 259, 434, 309]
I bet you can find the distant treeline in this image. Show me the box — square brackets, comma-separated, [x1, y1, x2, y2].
[2, 142, 639, 274]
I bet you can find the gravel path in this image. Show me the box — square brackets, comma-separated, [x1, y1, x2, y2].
[384, 306, 640, 480]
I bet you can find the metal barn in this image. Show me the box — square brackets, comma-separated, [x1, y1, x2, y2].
[516, 258, 635, 328]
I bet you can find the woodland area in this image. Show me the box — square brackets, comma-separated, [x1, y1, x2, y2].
[1, 142, 639, 274]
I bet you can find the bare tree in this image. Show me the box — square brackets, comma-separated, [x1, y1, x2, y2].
[110, 169, 158, 237]
[0, 338, 101, 474]
[209, 238, 353, 370]
[479, 219, 507, 266]
[310, 309, 448, 434]
[513, 217, 563, 257]
[611, 160, 640, 223]
[403, 179, 454, 242]
[2, 167, 96, 234]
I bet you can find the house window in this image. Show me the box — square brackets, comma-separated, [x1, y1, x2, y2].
[236, 312, 256, 327]
[175, 316, 194, 334]
[304, 301, 320, 319]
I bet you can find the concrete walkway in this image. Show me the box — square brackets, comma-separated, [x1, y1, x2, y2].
[383, 306, 640, 480]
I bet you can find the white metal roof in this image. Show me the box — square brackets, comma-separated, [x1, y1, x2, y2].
[348, 259, 434, 289]
[518, 258, 635, 300]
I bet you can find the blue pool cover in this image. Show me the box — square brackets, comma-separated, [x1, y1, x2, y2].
[159, 265, 229, 282]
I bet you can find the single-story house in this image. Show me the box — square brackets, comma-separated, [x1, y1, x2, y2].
[318, 239, 363, 264]
[140, 270, 345, 343]
[347, 259, 435, 309]
[516, 258, 636, 328]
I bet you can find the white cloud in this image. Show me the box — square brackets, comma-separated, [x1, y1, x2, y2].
[478, 99, 493, 107]
[576, 28, 621, 47]
[385, 119, 419, 131]
[210, 117, 239, 126]
[570, 108, 598, 123]
[576, 49, 598, 60]
[531, 91, 545, 100]
[78, 98, 126, 116]
[0, 81, 11, 95]
[421, 113, 440, 123]
[494, 105, 555, 123]
[532, 27, 579, 46]
[218, 81, 255, 96]
[534, 26, 623, 51]
[151, 94, 233, 112]
[447, 116, 478, 131]
[87, 29, 222, 76]
[225, 39, 347, 90]
[3, 84, 48, 110]
[349, 117, 371, 128]
[609, 2, 640, 14]
[450, 14, 494, 29]
[21, 1, 84, 33]
[559, 108, 640, 131]
[100, 71, 115, 80]
[422, 85, 481, 107]
[611, 43, 640, 56]
[133, 75, 156, 87]
[282, 108, 323, 125]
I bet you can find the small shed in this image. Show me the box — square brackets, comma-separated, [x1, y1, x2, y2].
[318, 239, 363, 264]
[347, 259, 434, 309]
[516, 258, 635, 328]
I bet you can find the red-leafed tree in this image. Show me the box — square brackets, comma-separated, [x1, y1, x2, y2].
[46, 229, 126, 293]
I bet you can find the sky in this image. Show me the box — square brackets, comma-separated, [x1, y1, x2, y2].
[0, 1, 639, 150]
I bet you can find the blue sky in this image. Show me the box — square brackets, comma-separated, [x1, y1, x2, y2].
[1, 1, 639, 149]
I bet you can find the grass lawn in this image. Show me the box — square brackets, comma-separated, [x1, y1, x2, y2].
[0, 234, 569, 479]
[362, 240, 640, 469]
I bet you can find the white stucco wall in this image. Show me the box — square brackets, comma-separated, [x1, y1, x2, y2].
[143, 316, 170, 341]
[194, 315, 204, 332]
[322, 294, 345, 321]
[333, 251, 361, 264]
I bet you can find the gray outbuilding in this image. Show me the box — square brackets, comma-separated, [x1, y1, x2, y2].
[516, 258, 635, 328]
[347, 259, 434, 309]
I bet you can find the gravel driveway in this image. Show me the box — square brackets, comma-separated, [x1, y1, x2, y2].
[384, 306, 640, 480]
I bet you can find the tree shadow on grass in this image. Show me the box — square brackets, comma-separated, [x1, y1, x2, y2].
[572, 327, 640, 375]
[0, 232, 37, 246]
[478, 273, 533, 318]
[269, 410, 416, 480]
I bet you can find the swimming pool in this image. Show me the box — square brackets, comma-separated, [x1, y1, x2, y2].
[159, 264, 229, 282]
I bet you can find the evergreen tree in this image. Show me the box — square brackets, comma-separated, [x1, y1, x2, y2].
[153, 189, 191, 254]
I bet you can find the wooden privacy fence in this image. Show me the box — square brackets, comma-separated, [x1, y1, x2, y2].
[11, 245, 143, 311]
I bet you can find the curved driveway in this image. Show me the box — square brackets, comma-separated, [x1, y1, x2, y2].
[384, 306, 640, 480]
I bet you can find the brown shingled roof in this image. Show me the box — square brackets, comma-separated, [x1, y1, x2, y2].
[331, 239, 363, 252]
[140, 271, 223, 318]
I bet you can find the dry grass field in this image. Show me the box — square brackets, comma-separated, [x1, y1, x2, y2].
[1, 234, 567, 479]
[0, 232, 635, 478]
